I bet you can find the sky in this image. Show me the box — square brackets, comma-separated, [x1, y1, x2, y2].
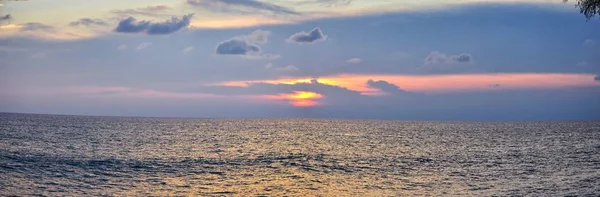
[0, 0, 599, 121]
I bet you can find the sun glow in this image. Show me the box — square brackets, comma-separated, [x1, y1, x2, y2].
[218, 73, 599, 95]
[264, 91, 324, 107]
[212, 73, 600, 107]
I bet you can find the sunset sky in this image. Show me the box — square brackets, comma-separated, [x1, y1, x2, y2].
[1, 0, 599, 120]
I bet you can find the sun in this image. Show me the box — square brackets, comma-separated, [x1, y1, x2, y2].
[263, 91, 324, 107]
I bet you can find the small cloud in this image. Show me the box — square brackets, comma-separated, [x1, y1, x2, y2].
[19, 22, 53, 31]
[425, 51, 473, 65]
[114, 14, 193, 35]
[112, 5, 172, 17]
[182, 46, 194, 54]
[118, 44, 128, 50]
[577, 61, 589, 66]
[246, 29, 270, 44]
[366, 79, 407, 95]
[346, 58, 362, 64]
[246, 53, 280, 59]
[143, 4, 171, 11]
[0, 14, 12, 23]
[489, 84, 501, 88]
[265, 63, 297, 72]
[216, 37, 260, 55]
[584, 39, 595, 46]
[276, 65, 298, 72]
[136, 42, 152, 50]
[69, 18, 107, 27]
[215, 30, 277, 58]
[595, 75, 600, 81]
[287, 27, 327, 44]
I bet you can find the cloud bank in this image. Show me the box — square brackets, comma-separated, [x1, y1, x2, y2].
[186, 0, 299, 15]
[367, 79, 407, 95]
[19, 22, 53, 31]
[112, 5, 172, 17]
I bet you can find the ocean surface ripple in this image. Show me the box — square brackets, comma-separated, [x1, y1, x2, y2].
[1, 113, 599, 196]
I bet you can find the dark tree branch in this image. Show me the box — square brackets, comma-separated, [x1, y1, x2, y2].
[564, 0, 600, 20]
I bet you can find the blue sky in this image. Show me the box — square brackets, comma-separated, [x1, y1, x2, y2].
[0, 0, 599, 120]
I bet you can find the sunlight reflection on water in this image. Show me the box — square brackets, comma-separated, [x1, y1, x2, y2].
[1, 113, 599, 196]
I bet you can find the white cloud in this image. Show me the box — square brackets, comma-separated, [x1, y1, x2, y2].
[584, 39, 595, 46]
[346, 58, 362, 64]
[182, 46, 194, 54]
[276, 65, 298, 72]
[246, 29, 270, 45]
[266, 63, 297, 72]
[425, 51, 473, 65]
[136, 42, 152, 50]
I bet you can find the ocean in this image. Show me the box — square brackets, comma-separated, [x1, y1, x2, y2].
[1, 113, 599, 196]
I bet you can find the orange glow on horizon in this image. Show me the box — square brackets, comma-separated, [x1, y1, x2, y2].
[263, 91, 324, 107]
[287, 91, 324, 100]
[215, 73, 599, 95]
[290, 100, 320, 107]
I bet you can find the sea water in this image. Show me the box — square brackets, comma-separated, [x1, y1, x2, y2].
[1, 113, 599, 196]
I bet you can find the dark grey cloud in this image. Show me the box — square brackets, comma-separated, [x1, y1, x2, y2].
[19, 22, 53, 31]
[215, 30, 277, 58]
[114, 14, 193, 35]
[146, 14, 193, 35]
[115, 17, 150, 33]
[186, 0, 299, 15]
[425, 51, 473, 64]
[454, 54, 472, 62]
[69, 18, 107, 27]
[1, 14, 12, 22]
[595, 75, 600, 81]
[367, 79, 407, 95]
[111, 5, 172, 17]
[287, 27, 327, 44]
[489, 84, 501, 88]
[195, 79, 361, 99]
